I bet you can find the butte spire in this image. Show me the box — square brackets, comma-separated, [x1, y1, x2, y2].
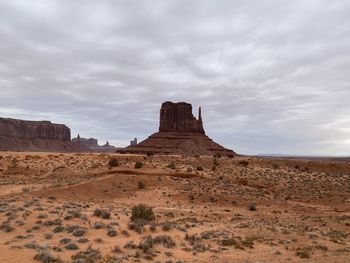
[118, 101, 236, 156]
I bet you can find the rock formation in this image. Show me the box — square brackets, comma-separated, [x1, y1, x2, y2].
[0, 117, 81, 152]
[72, 135, 116, 152]
[117, 101, 236, 156]
[159, 102, 204, 133]
[130, 138, 137, 146]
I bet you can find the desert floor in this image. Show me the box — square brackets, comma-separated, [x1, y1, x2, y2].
[0, 152, 349, 263]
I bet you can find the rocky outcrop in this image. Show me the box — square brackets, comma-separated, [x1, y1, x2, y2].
[117, 102, 236, 156]
[0, 117, 82, 152]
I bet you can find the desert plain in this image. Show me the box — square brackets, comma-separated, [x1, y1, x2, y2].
[0, 152, 349, 263]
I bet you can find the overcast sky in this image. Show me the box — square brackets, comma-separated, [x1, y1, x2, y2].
[0, 0, 349, 155]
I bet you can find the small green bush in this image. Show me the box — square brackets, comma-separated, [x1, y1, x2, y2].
[134, 161, 143, 169]
[130, 204, 155, 222]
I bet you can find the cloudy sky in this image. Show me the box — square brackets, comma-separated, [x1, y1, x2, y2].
[0, 0, 349, 155]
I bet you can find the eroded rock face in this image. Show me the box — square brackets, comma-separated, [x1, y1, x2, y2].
[72, 136, 98, 147]
[159, 101, 204, 134]
[0, 117, 80, 152]
[0, 118, 71, 141]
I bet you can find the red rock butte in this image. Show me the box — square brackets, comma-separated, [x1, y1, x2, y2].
[118, 101, 236, 156]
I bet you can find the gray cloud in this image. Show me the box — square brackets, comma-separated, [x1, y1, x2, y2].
[0, 0, 349, 155]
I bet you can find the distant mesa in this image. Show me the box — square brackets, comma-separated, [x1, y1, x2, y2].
[0, 117, 82, 152]
[117, 101, 236, 156]
[72, 134, 116, 152]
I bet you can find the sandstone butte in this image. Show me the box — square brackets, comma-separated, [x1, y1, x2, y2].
[117, 101, 236, 156]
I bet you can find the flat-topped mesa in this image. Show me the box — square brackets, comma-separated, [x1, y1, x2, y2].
[0, 117, 84, 152]
[159, 101, 204, 134]
[0, 118, 71, 141]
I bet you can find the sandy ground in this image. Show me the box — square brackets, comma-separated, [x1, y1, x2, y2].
[0, 152, 349, 262]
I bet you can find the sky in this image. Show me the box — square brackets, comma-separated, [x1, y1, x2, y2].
[0, 0, 349, 156]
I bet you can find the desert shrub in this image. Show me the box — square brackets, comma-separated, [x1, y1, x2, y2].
[34, 249, 62, 263]
[77, 238, 89, 243]
[161, 221, 172, 231]
[112, 245, 122, 253]
[44, 233, 53, 240]
[59, 238, 72, 244]
[295, 247, 311, 258]
[67, 209, 81, 218]
[25, 241, 40, 250]
[221, 236, 255, 249]
[130, 204, 155, 222]
[238, 160, 249, 167]
[93, 208, 111, 219]
[153, 235, 176, 248]
[72, 228, 86, 237]
[52, 225, 65, 233]
[93, 221, 106, 229]
[71, 247, 101, 262]
[213, 153, 221, 158]
[108, 158, 119, 167]
[121, 230, 129, 236]
[221, 238, 239, 247]
[167, 162, 176, 169]
[0, 222, 14, 232]
[65, 242, 79, 250]
[65, 224, 81, 233]
[124, 240, 137, 249]
[249, 204, 257, 211]
[146, 152, 153, 157]
[196, 166, 204, 171]
[138, 181, 145, 189]
[107, 228, 117, 237]
[94, 237, 104, 243]
[22, 186, 33, 193]
[139, 235, 154, 254]
[186, 167, 193, 173]
[150, 223, 156, 232]
[134, 161, 143, 169]
[128, 221, 145, 234]
[213, 158, 219, 166]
